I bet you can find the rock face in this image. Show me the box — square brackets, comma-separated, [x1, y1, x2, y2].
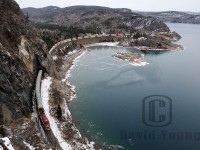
[22, 5, 170, 33]
[0, 0, 50, 125]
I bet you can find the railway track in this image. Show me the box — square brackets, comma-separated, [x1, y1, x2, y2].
[35, 70, 62, 149]
[45, 130, 61, 149]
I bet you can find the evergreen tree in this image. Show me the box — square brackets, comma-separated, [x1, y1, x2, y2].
[134, 32, 141, 39]
[56, 104, 62, 119]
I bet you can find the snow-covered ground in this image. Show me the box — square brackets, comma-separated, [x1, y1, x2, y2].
[85, 42, 119, 47]
[0, 137, 14, 150]
[41, 77, 73, 150]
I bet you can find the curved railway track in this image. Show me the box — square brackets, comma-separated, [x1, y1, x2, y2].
[35, 70, 62, 149]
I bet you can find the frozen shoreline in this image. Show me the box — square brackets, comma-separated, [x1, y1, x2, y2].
[62, 50, 87, 102]
[48, 42, 151, 149]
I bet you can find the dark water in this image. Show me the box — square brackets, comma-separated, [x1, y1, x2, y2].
[68, 23, 200, 150]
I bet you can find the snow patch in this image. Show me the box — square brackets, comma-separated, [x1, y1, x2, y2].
[23, 141, 35, 150]
[87, 141, 95, 150]
[6, 52, 11, 57]
[52, 55, 58, 60]
[130, 61, 149, 66]
[0, 137, 14, 150]
[86, 42, 119, 47]
[68, 50, 77, 55]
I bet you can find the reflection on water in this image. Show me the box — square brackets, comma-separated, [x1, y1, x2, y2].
[141, 50, 169, 55]
[126, 48, 169, 55]
[93, 65, 162, 89]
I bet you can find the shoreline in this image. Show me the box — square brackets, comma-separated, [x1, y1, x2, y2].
[131, 45, 184, 51]
[86, 42, 184, 51]
[62, 50, 88, 102]
[42, 47, 96, 149]
[47, 41, 183, 149]
[119, 44, 184, 51]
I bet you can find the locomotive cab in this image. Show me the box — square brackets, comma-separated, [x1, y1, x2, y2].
[38, 107, 50, 130]
[41, 113, 50, 130]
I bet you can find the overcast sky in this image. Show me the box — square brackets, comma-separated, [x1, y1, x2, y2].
[15, 0, 199, 12]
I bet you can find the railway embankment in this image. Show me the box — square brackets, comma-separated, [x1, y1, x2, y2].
[38, 45, 96, 149]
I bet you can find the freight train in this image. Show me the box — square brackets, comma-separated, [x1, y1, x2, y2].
[36, 70, 50, 131]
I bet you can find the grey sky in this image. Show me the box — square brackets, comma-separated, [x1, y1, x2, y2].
[15, 0, 199, 12]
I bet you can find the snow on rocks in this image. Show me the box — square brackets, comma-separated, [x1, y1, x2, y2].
[130, 61, 149, 66]
[52, 55, 58, 60]
[0, 137, 14, 150]
[63, 50, 87, 81]
[62, 50, 87, 102]
[23, 141, 35, 150]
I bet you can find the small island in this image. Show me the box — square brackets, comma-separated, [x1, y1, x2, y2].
[112, 52, 144, 63]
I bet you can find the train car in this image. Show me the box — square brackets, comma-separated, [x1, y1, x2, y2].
[35, 70, 50, 131]
[41, 112, 50, 130]
[116, 33, 125, 37]
[38, 108, 50, 131]
[57, 41, 61, 46]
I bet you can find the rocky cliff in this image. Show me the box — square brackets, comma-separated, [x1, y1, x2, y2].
[0, 0, 50, 126]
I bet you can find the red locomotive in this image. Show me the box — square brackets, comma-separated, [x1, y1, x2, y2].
[41, 113, 50, 130]
[116, 33, 125, 37]
[38, 107, 50, 131]
[36, 70, 50, 131]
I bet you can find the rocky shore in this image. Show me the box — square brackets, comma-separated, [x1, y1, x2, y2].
[113, 52, 144, 63]
[45, 47, 97, 149]
[119, 31, 183, 51]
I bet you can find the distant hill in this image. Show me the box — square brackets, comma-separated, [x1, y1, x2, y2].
[134, 11, 200, 24]
[22, 5, 170, 33]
